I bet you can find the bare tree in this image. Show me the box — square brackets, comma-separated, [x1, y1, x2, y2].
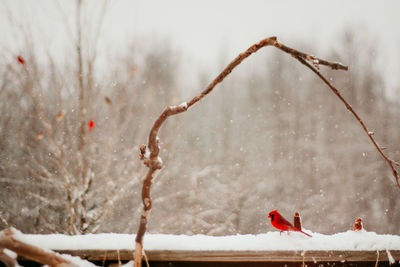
[0, 1, 180, 234]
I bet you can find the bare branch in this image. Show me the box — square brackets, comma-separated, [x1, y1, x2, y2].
[0, 248, 17, 267]
[133, 36, 399, 266]
[0, 228, 77, 267]
[279, 47, 400, 188]
[275, 42, 348, 71]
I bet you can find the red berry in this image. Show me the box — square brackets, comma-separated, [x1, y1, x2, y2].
[17, 56, 25, 65]
[88, 120, 95, 130]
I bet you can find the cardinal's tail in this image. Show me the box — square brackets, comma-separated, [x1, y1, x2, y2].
[299, 230, 312, 237]
[291, 227, 312, 237]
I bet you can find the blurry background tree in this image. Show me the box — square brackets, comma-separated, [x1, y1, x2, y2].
[0, 1, 399, 235]
[0, 0, 181, 234]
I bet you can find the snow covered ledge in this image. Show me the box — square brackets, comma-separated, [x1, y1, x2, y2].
[15, 230, 400, 264]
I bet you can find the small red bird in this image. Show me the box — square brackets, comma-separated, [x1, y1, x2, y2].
[268, 210, 312, 237]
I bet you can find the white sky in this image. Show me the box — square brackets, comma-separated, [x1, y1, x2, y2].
[1, 0, 400, 91]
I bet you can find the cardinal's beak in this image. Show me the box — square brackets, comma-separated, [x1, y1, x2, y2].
[267, 214, 271, 218]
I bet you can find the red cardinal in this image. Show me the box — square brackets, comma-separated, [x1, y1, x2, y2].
[268, 210, 312, 237]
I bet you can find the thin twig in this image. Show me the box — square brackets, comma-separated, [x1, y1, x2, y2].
[143, 250, 150, 267]
[117, 249, 121, 266]
[102, 250, 107, 267]
[281, 47, 400, 188]
[0, 212, 9, 227]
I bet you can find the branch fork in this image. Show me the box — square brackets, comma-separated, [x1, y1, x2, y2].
[139, 144, 162, 170]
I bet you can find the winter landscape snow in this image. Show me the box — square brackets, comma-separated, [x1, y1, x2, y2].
[19, 230, 400, 251]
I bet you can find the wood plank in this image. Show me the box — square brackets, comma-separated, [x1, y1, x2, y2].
[55, 249, 400, 263]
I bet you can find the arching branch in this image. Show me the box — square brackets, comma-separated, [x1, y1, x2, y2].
[133, 36, 399, 267]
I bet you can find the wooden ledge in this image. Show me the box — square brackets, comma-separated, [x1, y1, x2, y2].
[54, 249, 400, 263]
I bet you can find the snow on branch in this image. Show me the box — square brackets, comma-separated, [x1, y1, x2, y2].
[0, 228, 78, 267]
[134, 36, 400, 267]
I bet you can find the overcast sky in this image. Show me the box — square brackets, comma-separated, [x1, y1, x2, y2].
[1, 0, 400, 91]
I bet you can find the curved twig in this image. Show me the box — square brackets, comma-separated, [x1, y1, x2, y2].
[133, 36, 399, 267]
